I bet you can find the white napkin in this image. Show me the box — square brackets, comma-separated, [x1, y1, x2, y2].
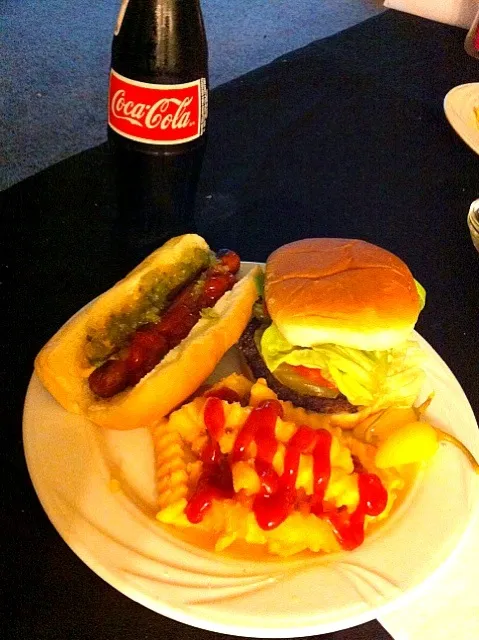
[384, 0, 479, 29]
[378, 510, 479, 640]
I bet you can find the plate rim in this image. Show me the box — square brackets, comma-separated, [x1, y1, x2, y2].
[22, 261, 479, 637]
[444, 82, 479, 155]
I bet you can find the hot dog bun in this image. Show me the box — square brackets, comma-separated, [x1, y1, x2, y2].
[35, 234, 261, 430]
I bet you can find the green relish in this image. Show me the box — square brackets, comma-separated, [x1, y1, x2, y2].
[85, 248, 212, 365]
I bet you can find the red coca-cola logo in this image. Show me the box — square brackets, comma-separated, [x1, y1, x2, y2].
[108, 69, 207, 144]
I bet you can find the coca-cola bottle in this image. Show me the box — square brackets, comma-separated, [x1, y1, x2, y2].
[108, 0, 208, 254]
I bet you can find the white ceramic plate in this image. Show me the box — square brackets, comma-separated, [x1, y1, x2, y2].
[444, 83, 479, 155]
[23, 264, 479, 637]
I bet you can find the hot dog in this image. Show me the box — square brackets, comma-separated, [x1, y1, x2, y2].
[34, 234, 261, 430]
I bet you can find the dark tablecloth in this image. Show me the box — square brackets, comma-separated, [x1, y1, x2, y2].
[3, 9, 479, 640]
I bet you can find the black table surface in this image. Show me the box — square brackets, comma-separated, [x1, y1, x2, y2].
[3, 9, 479, 640]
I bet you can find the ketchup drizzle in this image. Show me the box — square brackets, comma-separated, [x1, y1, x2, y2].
[326, 472, 388, 550]
[204, 387, 241, 404]
[203, 396, 225, 441]
[184, 396, 388, 550]
[184, 396, 232, 524]
[250, 423, 333, 530]
[231, 400, 282, 463]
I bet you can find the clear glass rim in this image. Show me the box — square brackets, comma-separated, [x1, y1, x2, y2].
[467, 200, 479, 233]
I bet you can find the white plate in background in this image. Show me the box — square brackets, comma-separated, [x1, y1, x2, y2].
[444, 83, 479, 155]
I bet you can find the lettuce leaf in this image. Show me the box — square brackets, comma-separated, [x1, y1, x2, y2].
[260, 323, 425, 408]
[415, 279, 426, 311]
[254, 269, 265, 297]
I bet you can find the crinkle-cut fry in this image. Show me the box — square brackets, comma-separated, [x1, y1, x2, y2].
[207, 373, 253, 399]
[157, 499, 341, 555]
[153, 376, 410, 557]
[232, 445, 359, 510]
[342, 433, 378, 470]
[232, 461, 261, 495]
[157, 467, 189, 495]
[249, 377, 278, 406]
[273, 419, 297, 444]
[324, 468, 359, 510]
[216, 532, 238, 551]
[153, 419, 189, 510]
[166, 397, 207, 444]
[167, 394, 251, 452]
[217, 402, 253, 454]
[330, 436, 355, 472]
[156, 498, 190, 525]
[339, 435, 405, 524]
[264, 512, 340, 556]
[280, 401, 339, 435]
[158, 486, 189, 510]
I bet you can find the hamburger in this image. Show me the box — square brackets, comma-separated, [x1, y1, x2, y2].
[238, 238, 426, 418]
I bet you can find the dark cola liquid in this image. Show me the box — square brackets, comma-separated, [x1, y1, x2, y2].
[108, 0, 208, 258]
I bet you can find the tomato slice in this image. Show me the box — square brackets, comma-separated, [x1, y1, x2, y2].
[290, 365, 337, 389]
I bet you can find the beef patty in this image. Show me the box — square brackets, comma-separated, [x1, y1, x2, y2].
[237, 319, 356, 415]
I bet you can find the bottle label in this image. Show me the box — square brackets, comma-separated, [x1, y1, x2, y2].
[108, 69, 207, 145]
[474, 27, 479, 51]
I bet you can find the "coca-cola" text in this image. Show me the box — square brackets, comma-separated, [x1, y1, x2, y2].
[108, 70, 207, 145]
[111, 90, 194, 130]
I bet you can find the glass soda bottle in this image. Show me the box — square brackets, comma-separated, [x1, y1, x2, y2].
[108, 0, 208, 254]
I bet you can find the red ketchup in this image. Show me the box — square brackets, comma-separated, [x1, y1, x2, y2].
[326, 472, 388, 550]
[250, 420, 333, 531]
[184, 396, 233, 524]
[203, 387, 241, 404]
[184, 396, 388, 549]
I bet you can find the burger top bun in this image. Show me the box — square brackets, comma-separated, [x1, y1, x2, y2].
[265, 238, 421, 352]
